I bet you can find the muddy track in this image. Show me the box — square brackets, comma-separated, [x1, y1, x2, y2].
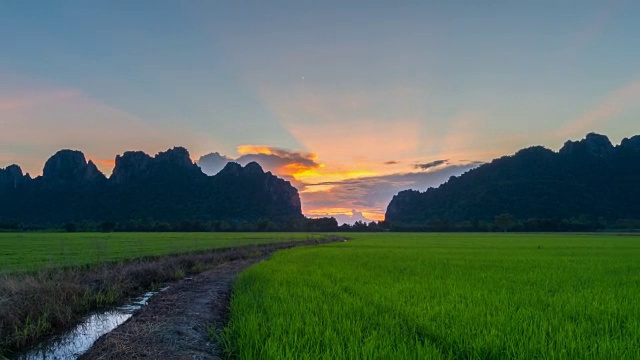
[79, 258, 257, 359]
[80, 238, 341, 359]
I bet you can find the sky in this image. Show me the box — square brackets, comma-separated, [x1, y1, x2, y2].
[2, 1, 640, 223]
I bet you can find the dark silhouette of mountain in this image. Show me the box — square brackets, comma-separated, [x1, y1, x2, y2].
[0, 165, 30, 188]
[385, 133, 640, 227]
[42, 150, 107, 188]
[0, 147, 302, 226]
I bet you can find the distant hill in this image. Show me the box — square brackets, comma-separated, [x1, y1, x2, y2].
[385, 133, 640, 229]
[0, 147, 302, 227]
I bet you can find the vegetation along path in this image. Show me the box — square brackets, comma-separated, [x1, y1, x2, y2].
[0, 234, 340, 357]
[80, 256, 264, 360]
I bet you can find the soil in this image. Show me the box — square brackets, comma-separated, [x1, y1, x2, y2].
[79, 256, 262, 360]
[79, 237, 343, 360]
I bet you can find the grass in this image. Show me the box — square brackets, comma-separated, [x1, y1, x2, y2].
[0, 232, 336, 357]
[0, 232, 324, 273]
[221, 233, 640, 359]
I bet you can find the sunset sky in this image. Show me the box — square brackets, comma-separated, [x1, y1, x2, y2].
[2, 1, 640, 222]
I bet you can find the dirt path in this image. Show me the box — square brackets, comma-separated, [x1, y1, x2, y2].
[79, 256, 263, 359]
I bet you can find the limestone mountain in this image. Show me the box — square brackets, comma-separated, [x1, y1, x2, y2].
[385, 133, 640, 225]
[0, 165, 30, 188]
[0, 147, 303, 225]
[42, 150, 107, 187]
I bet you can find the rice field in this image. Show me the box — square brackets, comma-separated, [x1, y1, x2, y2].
[0, 232, 323, 272]
[221, 233, 640, 359]
[0, 232, 334, 355]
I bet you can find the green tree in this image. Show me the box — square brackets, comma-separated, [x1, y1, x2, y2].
[64, 222, 77, 232]
[494, 213, 514, 232]
[99, 221, 117, 233]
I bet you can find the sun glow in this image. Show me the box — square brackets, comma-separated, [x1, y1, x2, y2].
[296, 169, 379, 187]
[237, 145, 278, 156]
[305, 207, 385, 222]
[87, 158, 116, 174]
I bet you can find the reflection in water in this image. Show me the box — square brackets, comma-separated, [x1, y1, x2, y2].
[16, 288, 167, 360]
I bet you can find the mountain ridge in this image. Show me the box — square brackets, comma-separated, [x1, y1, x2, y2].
[0, 147, 303, 226]
[385, 133, 640, 227]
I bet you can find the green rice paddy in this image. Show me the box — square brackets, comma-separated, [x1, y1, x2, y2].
[0, 232, 322, 272]
[222, 233, 640, 359]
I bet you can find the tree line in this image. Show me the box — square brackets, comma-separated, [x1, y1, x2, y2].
[2, 214, 640, 233]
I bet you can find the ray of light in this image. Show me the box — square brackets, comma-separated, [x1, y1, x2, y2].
[555, 78, 640, 139]
[0, 84, 207, 175]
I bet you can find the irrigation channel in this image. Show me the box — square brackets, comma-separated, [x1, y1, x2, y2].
[13, 287, 169, 359]
[9, 237, 342, 359]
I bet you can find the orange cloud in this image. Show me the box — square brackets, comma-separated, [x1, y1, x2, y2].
[235, 145, 323, 181]
[362, 212, 385, 222]
[237, 145, 278, 156]
[239, 146, 318, 161]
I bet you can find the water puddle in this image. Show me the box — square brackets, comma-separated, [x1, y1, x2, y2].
[14, 287, 168, 360]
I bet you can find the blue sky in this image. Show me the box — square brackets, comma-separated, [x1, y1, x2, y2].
[1, 1, 639, 221]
